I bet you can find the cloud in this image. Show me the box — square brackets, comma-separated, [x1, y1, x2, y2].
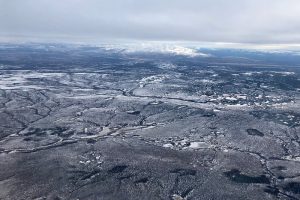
[1, 0, 300, 45]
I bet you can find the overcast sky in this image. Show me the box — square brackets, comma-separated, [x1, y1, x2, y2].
[1, 0, 300, 46]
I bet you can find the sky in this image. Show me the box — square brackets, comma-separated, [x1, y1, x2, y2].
[1, 0, 300, 48]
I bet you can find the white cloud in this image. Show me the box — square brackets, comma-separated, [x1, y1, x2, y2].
[1, 0, 300, 45]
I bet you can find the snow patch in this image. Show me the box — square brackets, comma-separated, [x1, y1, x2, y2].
[104, 44, 210, 57]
